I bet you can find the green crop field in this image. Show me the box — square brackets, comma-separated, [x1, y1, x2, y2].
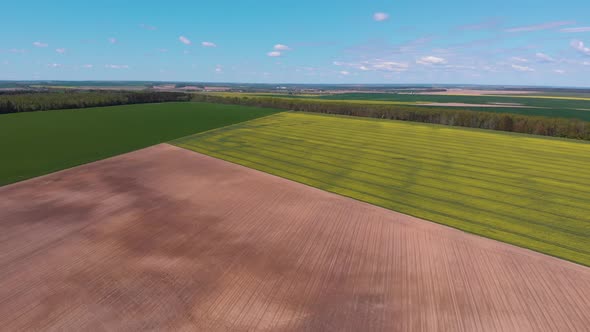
[0, 102, 281, 186]
[174, 112, 590, 266]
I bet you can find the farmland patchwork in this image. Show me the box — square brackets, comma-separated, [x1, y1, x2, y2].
[174, 112, 590, 266]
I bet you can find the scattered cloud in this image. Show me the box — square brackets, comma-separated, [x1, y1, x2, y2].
[571, 40, 590, 55]
[47, 63, 62, 68]
[267, 51, 281, 57]
[535, 52, 555, 62]
[33, 41, 48, 48]
[108, 37, 118, 44]
[334, 59, 409, 72]
[8, 48, 26, 54]
[505, 20, 574, 32]
[215, 64, 223, 73]
[274, 44, 290, 51]
[139, 23, 157, 31]
[511, 57, 528, 62]
[105, 64, 129, 69]
[373, 12, 390, 22]
[55, 48, 66, 54]
[561, 27, 590, 33]
[179, 36, 191, 45]
[82, 64, 94, 68]
[201, 41, 217, 47]
[372, 61, 409, 71]
[511, 64, 535, 72]
[339, 71, 350, 75]
[553, 69, 565, 74]
[158, 48, 168, 53]
[416, 56, 447, 65]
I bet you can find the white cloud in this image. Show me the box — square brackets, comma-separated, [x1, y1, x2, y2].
[105, 64, 129, 69]
[339, 71, 350, 75]
[215, 65, 223, 73]
[372, 61, 409, 71]
[139, 23, 157, 31]
[416, 56, 447, 65]
[108, 37, 118, 44]
[179, 36, 192, 45]
[55, 48, 66, 54]
[373, 12, 390, 22]
[267, 51, 281, 57]
[274, 44, 290, 51]
[561, 27, 590, 33]
[535, 52, 555, 62]
[505, 21, 574, 32]
[201, 41, 217, 47]
[511, 64, 535, 72]
[584, 61, 590, 66]
[8, 48, 26, 54]
[33, 41, 48, 48]
[553, 69, 565, 74]
[511, 57, 528, 63]
[571, 40, 590, 55]
[82, 64, 94, 68]
[47, 63, 62, 68]
[335, 59, 408, 72]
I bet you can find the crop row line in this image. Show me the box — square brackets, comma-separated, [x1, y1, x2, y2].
[206, 130, 590, 214]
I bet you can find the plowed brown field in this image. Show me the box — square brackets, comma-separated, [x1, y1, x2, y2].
[1, 144, 589, 331]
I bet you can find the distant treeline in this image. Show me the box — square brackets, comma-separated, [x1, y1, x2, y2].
[0, 91, 190, 114]
[193, 94, 590, 140]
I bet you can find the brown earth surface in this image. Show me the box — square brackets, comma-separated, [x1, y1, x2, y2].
[1, 144, 589, 331]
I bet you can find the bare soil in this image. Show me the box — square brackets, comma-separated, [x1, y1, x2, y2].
[0, 144, 589, 331]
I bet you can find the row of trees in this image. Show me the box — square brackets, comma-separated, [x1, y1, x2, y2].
[0, 91, 190, 114]
[193, 94, 590, 140]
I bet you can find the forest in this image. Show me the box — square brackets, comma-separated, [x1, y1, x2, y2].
[0, 90, 190, 114]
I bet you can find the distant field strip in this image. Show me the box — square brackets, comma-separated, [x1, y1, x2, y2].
[174, 112, 590, 266]
[246, 92, 590, 121]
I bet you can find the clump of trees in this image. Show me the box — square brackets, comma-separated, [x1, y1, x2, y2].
[192, 94, 590, 140]
[0, 91, 190, 114]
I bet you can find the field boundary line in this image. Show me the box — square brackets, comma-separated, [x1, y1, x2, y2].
[169, 110, 286, 144]
[173, 143, 590, 267]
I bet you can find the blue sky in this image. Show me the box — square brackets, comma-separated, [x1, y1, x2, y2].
[2, 0, 590, 86]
